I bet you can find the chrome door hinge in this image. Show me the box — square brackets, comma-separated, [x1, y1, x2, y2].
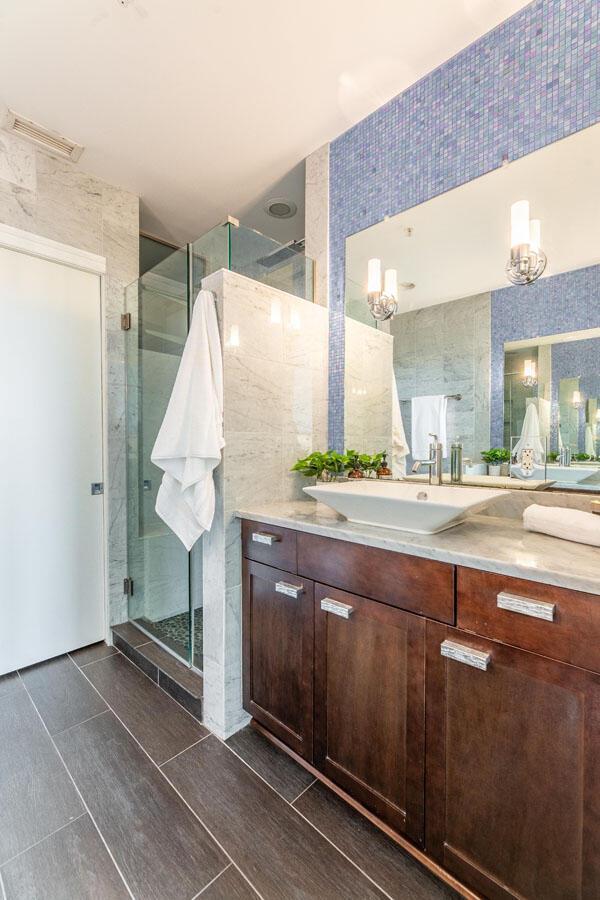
[121, 313, 132, 331]
[91, 482, 104, 495]
[123, 577, 134, 596]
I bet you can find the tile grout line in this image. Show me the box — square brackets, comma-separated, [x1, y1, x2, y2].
[0, 813, 88, 871]
[74, 655, 265, 900]
[219, 738, 395, 900]
[17, 673, 136, 900]
[69, 650, 118, 669]
[51, 709, 109, 737]
[159, 735, 211, 769]
[192, 862, 232, 899]
[289, 778, 317, 806]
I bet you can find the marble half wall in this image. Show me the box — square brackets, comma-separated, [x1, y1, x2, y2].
[345, 318, 393, 456]
[0, 130, 139, 626]
[200, 269, 329, 738]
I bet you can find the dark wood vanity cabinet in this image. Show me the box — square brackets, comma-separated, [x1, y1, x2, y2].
[242, 559, 314, 760]
[314, 583, 426, 842]
[241, 520, 600, 899]
[426, 621, 600, 900]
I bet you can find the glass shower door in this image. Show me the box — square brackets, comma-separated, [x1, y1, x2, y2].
[125, 247, 195, 666]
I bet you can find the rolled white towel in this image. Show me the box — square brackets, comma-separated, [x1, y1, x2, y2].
[523, 504, 600, 547]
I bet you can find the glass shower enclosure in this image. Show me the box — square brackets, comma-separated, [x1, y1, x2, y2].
[125, 221, 314, 670]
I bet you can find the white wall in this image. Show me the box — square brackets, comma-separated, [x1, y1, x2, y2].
[0, 130, 139, 625]
[201, 269, 329, 738]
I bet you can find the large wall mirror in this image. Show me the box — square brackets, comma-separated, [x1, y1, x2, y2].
[343, 122, 600, 492]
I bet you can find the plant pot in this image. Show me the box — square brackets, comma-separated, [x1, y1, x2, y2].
[500, 463, 510, 477]
[347, 468, 364, 479]
[488, 465, 502, 477]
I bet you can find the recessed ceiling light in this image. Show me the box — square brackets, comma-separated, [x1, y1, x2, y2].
[265, 198, 297, 219]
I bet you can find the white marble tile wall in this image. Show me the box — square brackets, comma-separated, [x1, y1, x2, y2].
[0, 131, 139, 626]
[345, 318, 394, 455]
[201, 269, 328, 738]
[305, 143, 329, 307]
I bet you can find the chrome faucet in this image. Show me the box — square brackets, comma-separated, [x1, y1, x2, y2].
[412, 433, 444, 485]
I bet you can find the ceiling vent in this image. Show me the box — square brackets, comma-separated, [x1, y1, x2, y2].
[265, 198, 297, 219]
[1, 109, 84, 161]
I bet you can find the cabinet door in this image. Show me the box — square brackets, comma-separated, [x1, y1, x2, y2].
[242, 559, 314, 760]
[426, 622, 600, 900]
[314, 583, 426, 842]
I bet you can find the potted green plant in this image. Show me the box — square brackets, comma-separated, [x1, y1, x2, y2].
[547, 451, 559, 463]
[291, 449, 349, 483]
[574, 452, 591, 462]
[481, 447, 510, 477]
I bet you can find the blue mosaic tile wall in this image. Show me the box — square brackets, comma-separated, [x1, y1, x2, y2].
[551, 337, 600, 452]
[328, 0, 600, 450]
[490, 263, 600, 447]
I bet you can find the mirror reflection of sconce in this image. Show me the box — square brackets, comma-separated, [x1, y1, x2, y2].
[367, 257, 398, 321]
[506, 200, 547, 285]
[521, 359, 538, 387]
[572, 389, 585, 409]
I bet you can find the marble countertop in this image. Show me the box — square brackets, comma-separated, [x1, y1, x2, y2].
[236, 500, 600, 596]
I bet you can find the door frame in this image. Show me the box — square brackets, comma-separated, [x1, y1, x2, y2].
[0, 222, 110, 644]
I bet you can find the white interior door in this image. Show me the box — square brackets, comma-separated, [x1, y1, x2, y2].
[0, 245, 105, 674]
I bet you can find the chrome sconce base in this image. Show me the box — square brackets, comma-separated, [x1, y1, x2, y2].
[521, 376, 538, 387]
[367, 290, 398, 321]
[505, 245, 547, 285]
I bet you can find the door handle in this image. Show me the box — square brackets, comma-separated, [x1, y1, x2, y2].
[275, 581, 304, 599]
[441, 639, 490, 671]
[321, 597, 354, 619]
[252, 531, 281, 546]
[496, 591, 555, 622]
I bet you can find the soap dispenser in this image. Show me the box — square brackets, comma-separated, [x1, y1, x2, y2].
[450, 438, 463, 484]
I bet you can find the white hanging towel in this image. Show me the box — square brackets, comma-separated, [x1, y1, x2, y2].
[512, 401, 545, 464]
[391, 372, 410, 477]
[585, 424, 595, 457]
[411, 395, 448, 460]
[151, 290, 225, 551]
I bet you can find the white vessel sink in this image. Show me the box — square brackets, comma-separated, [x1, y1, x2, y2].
[304, 480, 505, 534]
[511, 463, 600, 484]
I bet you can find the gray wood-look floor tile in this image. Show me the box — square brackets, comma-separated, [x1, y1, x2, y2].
[112, 622, 152, 647]
[70, 642, 118, 667]
[201, 865, 259, 899]
[138, 641, 203, 698]
[1, 814, 129, 900]
[0, 689, 83, 865]
[54, 711, 226, 900]
[0, 672, 23, 699]
[20, 655, 107, 735]
[164, 736, 386, 900]
[295, 782, 457, 899]
[226, 725, 314, 802]
[83, 653, 207, 764]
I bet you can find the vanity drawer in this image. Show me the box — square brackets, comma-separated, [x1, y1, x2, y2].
[242, 519, 297, 573]
[457, 567, 600, 672]
[297, 532, 455, 624]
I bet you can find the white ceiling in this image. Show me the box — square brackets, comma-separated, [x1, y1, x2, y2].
[346, 123, 600, 312]
[0, 0, 529, 245]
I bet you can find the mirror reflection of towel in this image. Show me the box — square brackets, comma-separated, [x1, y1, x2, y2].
[391, 374, 409, 477]
[513, 402, 545, 464]
[585, 424, 595, 457]
[411, 395, 448, 459]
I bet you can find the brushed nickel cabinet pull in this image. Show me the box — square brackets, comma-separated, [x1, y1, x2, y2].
[496, 591, 555, 622]
[252, 531, 281, 546]
[441, 639, 490, 671]
[275, 581, 303, 599]
[320, 597, 354, 619]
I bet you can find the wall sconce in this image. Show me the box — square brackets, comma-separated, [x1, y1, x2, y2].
[572, 389, 585, 409]
[521, 359, 537, 387]
[506, 200, 547, 285]
[367, 257, 398, 320]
